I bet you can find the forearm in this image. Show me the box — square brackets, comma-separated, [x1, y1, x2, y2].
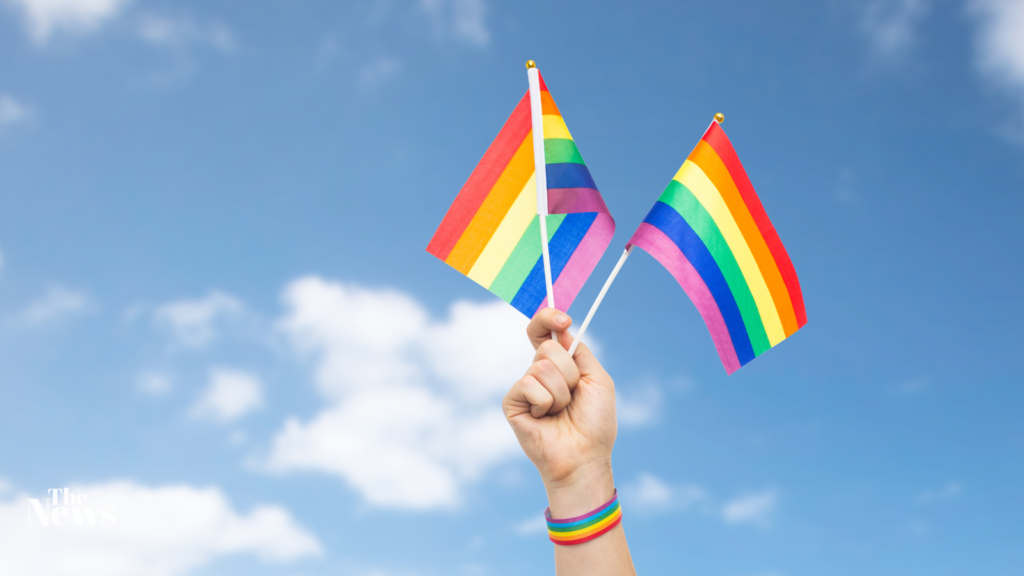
[545, 464, 637, 576]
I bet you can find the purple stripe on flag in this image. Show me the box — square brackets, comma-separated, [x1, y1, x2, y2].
[534, 213, 616, 316]
[628, 223, 741, 374]
[548, 188, 610, 215]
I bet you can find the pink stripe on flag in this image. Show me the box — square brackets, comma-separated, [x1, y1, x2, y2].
[548, 188, 610, 215]
[628, 223, 741, 374]
[533, 213, 616, 316]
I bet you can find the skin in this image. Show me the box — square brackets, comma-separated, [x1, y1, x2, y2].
[503, 308, 637, 576]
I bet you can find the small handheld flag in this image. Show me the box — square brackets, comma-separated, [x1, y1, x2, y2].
[427, 66, 615, 318]
[624, 116, 806, 373]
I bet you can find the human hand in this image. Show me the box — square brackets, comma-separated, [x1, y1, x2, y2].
[502, 308, 618, 518]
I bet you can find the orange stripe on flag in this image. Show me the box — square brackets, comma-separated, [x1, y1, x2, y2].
[541, 91, 560, 117]
[688, 140, 799, 336]
[446, 133, 536, 274]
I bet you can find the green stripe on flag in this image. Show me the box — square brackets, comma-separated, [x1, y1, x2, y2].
[544, 139, 585, 165]
[658, 181, 771, 355]
[489, 214, 566, 303]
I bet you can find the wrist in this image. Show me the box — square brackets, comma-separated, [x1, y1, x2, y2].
[543, 459, 615, 519]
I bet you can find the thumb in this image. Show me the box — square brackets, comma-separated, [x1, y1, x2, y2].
[568, 340, 610, 386]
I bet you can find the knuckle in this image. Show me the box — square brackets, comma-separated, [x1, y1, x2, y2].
[543, 337, 562, 350]
[534, 359, 556, 374]
[543, 339, 567, 357]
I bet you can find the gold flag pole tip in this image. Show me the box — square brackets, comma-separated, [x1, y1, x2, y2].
[525, 60, 536, 69]
[714, 112, 725, 123]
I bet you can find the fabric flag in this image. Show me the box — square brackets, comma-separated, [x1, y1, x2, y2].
[426, 74, 615, 317]
[627, 121, 806, 374]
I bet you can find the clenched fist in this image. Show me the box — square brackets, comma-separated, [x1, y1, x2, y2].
[502, 308, 618, 519]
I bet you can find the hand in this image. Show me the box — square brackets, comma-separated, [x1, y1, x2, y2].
[502, 308, 618, 517]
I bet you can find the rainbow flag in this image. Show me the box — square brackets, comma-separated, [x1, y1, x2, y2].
[427, 74, 615, 317]
[628, 121, 806, 374]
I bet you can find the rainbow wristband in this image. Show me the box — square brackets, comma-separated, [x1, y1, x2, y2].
[545, 490, 622, 546]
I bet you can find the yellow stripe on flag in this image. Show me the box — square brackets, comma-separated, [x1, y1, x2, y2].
[543, 115, 572, 140]
[446, 134, 535, 274]
[674, 160, 786, 345]
[468, 173, 538, 288]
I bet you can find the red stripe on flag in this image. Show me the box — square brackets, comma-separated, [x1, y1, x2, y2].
[426, 92, 532, 261]
[701, 122, 807, 328]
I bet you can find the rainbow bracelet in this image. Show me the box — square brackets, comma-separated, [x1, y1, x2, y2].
[545, 490, 622, 545]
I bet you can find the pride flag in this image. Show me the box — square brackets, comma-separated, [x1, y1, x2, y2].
[427, 74, 615, 317]
[628, 120, 806, 374]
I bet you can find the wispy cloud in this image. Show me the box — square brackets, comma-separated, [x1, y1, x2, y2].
[513, 515, 547, 535]
[0, 94, 33, 127]
[4, 0, 133, 44]
[629, 473, 673, 507]
[263, 277, 526, 510]
[917, 481, 962, 504]
[621, 473, 707, 514]
[420, 0, 490, 46]
[971, 0, 1024, 88]
[133, 13, 237, 85]
[970, 0, 1024, 133]
[0, 479, 320, 575]
[722, 490, 778, 527]
[136, 370, 173, 396]
[152, 291, 243, 349]
[859, 0, 929, 60]
[358, 56, 402, 91]
[22, 285, 95, 326]
[191, 368, 264, 423]
[136, 14, 235, 53]
[616, 384, 662, 427]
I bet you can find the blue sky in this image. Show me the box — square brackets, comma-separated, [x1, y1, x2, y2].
[1, 0, 1023, 574]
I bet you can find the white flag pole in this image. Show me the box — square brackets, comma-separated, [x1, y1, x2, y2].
[567, 246, 633, 358]
[526, 60, 557, 342]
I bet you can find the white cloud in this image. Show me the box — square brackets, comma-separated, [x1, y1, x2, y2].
[152, 291, 242, 348]
[616, 385, 661, 427]
[0, 94, 33, 127]
[627, 473, 673, 507]
[421, 0, 490, 46]
[621, 473, 706, 514]
[971, 0, 1024, 92]
[136, 371, 173, 396]
[722, 490, 778, 527]
[136, 14, 235, 53]
[917, 481, 962, 504]
[23, 285, 94, 325]
[264, 277, 526, 510]
[4, 0, 132, 44]
[277, 278, 427, 400]
[0, 480, 320, 576]
[859, 0, 929, 59]
[191, 368, 264, 423]
[421, 299, 540, 401]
